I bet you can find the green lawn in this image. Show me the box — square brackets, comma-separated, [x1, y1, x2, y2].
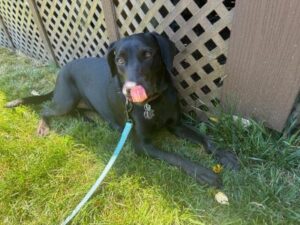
[0, 48, 299, 225]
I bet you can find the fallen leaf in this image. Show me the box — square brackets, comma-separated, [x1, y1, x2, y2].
[215, 191, 229, 205]
[232, 115, 251, 127]
[212, 164, 223, 174]
[209, 116, 219, 123]
[31, 90, 40, 96]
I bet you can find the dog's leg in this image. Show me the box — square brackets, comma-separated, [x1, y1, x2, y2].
[168, 123, 239, 170]
[37, 103, 72, 136]
[37, 92, 79, 136]
[132, 134, 222, 187]
[37, 118, 50, 136]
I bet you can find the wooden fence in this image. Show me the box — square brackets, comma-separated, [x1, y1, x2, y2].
[0, 0, 235, 121]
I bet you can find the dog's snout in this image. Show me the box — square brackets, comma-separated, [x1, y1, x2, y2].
[122, 81, 137, 96]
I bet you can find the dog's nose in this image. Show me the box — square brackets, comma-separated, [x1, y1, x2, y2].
[122, 81, 137, 96]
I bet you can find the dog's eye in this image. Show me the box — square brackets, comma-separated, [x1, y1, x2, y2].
[144, 51, 152, 59]
[116, 57, 126, 65]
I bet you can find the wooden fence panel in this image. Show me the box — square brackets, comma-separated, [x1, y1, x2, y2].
[222, 0, 300, 131]
[0, 0, 49, 60]
[26, 0, 57, 65]
[35, 0, 110, 66]
[0, 15, 14, 48]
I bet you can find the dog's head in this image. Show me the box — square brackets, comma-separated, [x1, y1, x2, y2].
[106, 32, 176, 103]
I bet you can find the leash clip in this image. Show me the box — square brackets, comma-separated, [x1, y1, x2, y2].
[125, 98, 133, 123]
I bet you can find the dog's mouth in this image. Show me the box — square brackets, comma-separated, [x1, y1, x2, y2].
[122, 81, 155, 104]
[122, 81, 148, 103]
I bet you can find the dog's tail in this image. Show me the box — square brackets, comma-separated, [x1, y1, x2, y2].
[5, 91, 54, 108]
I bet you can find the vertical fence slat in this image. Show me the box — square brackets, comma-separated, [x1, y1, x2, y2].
[101, 0, 120, 42]
[0, 15, 15, 49]
[26, 0, 57, 65]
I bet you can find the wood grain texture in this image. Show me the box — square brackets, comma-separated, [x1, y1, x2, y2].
[222, 0, 300, 131]
[102, 0, 120, 42]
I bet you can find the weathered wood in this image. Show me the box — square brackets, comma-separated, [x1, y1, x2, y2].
[26, 0, 57, 65]
[0, 15, 15, 48]
[101, 0, 120, 42]
[222, 0, 300, 131]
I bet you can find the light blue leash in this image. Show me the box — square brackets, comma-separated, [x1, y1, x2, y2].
[61, 122, 133, 225]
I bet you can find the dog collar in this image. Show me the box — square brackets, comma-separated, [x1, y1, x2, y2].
[143, 92, 161, 103]
[140, 84, 169, 104]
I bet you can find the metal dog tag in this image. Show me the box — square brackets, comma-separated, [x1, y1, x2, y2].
[144, 103, 155, 120]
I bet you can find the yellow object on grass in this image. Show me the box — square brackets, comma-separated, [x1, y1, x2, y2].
[209, 116, 219, 123]
[212, 164, 223, 174]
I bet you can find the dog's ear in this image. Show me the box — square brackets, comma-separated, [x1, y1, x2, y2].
[106, 42, 117, 76]
[150, 32, 176, 73]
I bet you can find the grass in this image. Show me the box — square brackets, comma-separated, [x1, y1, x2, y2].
[0, 47, 299, 225]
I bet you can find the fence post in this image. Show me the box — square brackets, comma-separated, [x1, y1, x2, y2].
[26, 0, 58, 66]
[0, 15, 15, 49]
[101, 0, 120, 42]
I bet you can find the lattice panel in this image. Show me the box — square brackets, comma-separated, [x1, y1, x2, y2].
[0, 0, 49, 60]
[0, 25, 11, 48]
[35, 0, 109, 66]
[113, 0, 235, 117]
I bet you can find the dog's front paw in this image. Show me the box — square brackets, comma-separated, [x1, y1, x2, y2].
[37, 119, 50, 136]
[214, 149, 239, 170]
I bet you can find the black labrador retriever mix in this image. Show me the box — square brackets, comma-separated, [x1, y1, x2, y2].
[6, 32, 238, 187]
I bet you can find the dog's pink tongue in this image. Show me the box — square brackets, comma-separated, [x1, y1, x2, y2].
[130, 85, 148, 103]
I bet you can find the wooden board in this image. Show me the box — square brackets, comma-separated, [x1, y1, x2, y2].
[222, 0, 300, 131]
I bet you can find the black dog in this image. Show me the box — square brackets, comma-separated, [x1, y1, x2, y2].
[6, 32, 238, 187]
